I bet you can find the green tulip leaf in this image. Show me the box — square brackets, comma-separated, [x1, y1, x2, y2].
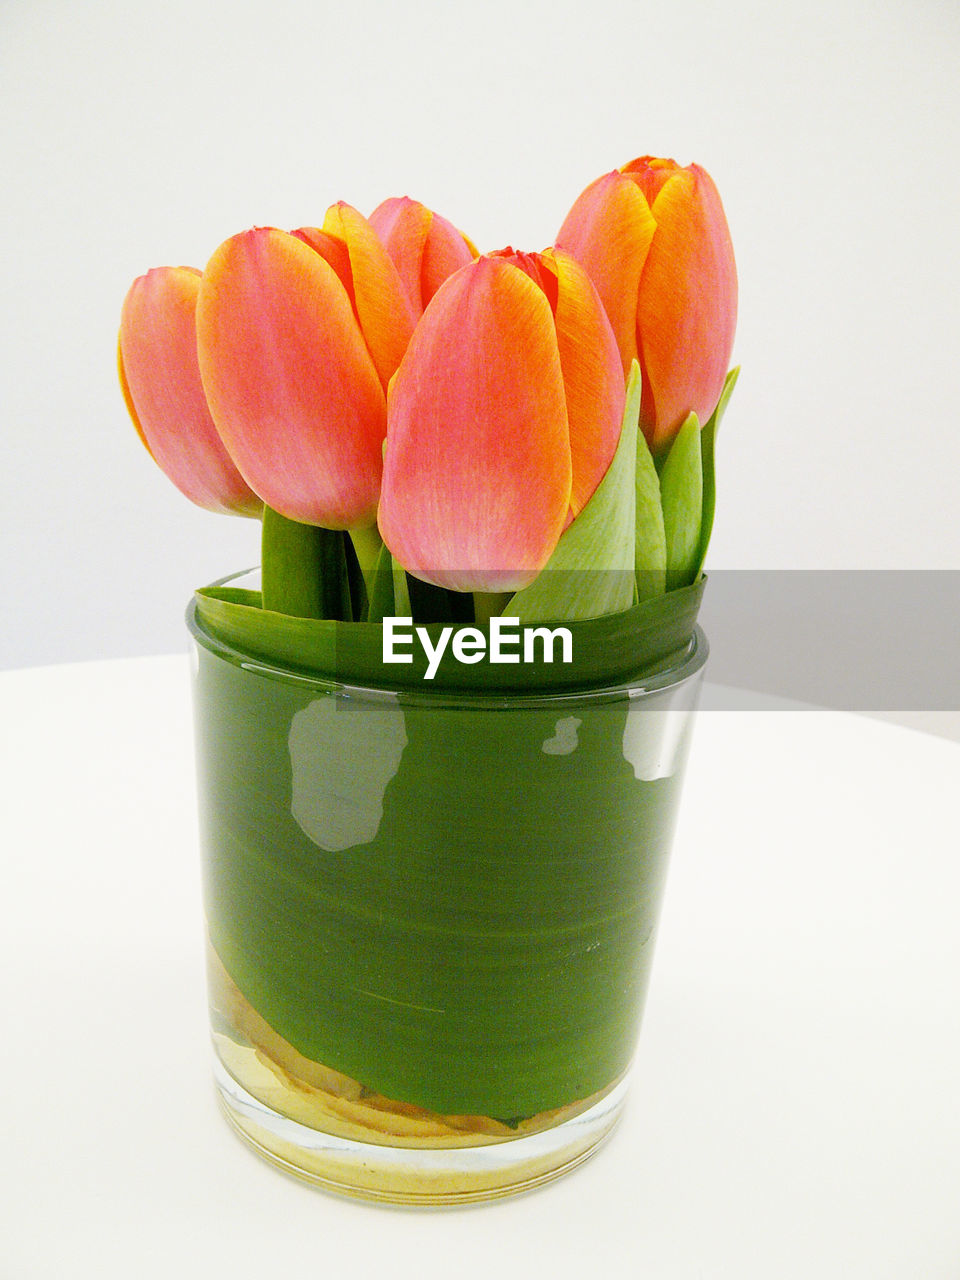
[660, 414, 703, 591]
[507, 360, 640, 623]
[634, 404, 667, 603]
[694, 366, 739, 579]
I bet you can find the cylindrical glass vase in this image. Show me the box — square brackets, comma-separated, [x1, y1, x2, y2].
[188, 601, 707, 1204]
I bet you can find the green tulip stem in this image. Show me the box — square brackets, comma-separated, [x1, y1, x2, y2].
[472, 592, 512, 625]
[348, 523, 384, 599]
[392, 558, 412, 616]
[261, 506, 349, 620]
[631, 363, 667, 602]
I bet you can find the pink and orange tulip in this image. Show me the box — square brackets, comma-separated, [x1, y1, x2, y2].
[118, 267, 261, 516]
[368, 197, 477, 316]
[558, 156, 737, 453]
[195, 204, 417, 531]
[378, 248, 625, 593]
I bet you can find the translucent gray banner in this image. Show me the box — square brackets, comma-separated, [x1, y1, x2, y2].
[698, 571, 960, 711]
[242, 564, 960, 711]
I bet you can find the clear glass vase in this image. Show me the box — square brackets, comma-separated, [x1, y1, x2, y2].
[188, 594, 707, 1204]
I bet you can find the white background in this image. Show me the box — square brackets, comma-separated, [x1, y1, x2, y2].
[2, 0, 959, 669]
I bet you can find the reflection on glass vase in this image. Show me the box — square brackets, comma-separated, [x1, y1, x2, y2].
[189, 600, 707, 1204]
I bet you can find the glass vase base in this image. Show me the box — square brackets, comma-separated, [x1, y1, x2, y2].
[213, 1057, 627, 1205]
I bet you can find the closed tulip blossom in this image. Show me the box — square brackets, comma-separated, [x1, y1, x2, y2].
[558, 156, 737, 453]
[196, 204, 416, 531]
[378, 249, 625, 593]
[118, 267, 261, 516]
[368, 196, 477, 316]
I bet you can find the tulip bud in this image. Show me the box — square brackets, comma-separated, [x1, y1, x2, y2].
[378, 250, 625, 593]
[369, 197, 477, 316]
[558, 156, 737, 453]
[118, 267, 261, 516]
[196, 206, 417, 531]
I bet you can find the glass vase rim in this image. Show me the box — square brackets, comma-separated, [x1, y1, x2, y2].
[187, 567, 709, 709]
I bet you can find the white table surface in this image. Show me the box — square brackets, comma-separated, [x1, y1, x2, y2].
[2, 656, 958, 1279]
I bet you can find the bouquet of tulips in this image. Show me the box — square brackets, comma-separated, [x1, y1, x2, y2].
[122, 157, 740, 1178]
[119, 156, 737, 682]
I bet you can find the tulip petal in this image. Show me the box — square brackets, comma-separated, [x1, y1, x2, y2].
[379, 258, 572, 593]
[196, 228, 386, 529]
[556, 171, 656, 375]
[635, 165, 738, 450]
[369, 198, 477, 315]
[620, 155, 678, 206]
[322, 202, 416, 388]
[420, 211, 476, 307]
[291, 226, 354, 299]
[492, 247, 559, 307]
[117, 336, 154, 460]
[546, 249, 625, 518]
[368, 197, 433, 315]
[119, 266, 260, 516]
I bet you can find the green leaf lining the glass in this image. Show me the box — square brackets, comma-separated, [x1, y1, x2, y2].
[694, 366, 739, 580]
[193, 629, 702, 1119]
[506, 360, 641, 624]
[660, 414, 703, 591]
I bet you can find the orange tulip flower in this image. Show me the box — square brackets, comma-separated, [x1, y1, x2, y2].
[378, 249, 625, 593]
[558, 156, 737, 453]
[196, 205, 416, 530]
[118, 267, 260, 516]
[368, 197, 477, 316]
